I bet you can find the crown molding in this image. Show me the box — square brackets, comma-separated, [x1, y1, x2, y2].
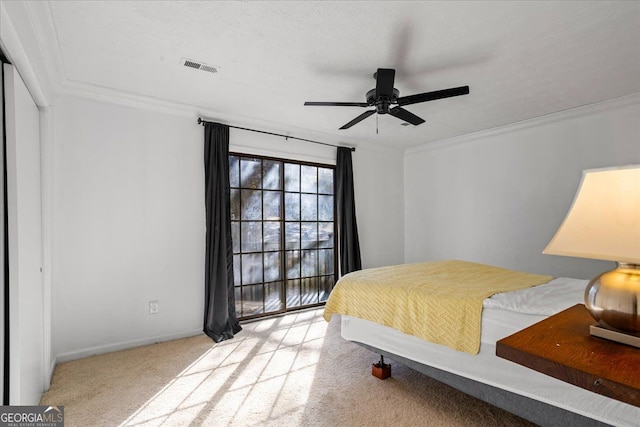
[406, 92, 640, 155]
[0, 1, 51, 106]
[23, 0, 65, 95]
[54, 78, 400, 153]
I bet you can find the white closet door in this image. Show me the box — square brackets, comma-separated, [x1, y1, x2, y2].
[0, 59, 5, 406]
[4, 63, 44, 405]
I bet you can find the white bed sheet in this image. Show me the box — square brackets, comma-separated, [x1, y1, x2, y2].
[340, 277, 640, 426]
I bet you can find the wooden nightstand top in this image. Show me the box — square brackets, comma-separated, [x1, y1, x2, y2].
[496, 304, 640, 407]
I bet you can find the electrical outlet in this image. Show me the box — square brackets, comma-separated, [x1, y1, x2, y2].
[149, 300, 159, 314]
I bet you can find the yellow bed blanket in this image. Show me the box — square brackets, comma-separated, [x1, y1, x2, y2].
[323, 260, 553, 354]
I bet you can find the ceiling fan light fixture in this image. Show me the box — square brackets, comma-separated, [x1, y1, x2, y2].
[376, 99, 390, 114]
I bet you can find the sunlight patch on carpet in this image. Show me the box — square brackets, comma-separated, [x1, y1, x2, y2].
[119, 309, 327, 426]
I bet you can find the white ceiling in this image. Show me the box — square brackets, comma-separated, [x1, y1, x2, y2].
[29, 1, 640, 149]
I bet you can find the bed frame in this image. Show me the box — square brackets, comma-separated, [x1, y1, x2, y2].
[355, 341, 608, 427]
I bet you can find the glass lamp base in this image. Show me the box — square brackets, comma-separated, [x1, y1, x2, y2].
[585, 263, 640, 333]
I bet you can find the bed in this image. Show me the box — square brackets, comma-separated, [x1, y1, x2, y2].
[323, 260, 640, 427]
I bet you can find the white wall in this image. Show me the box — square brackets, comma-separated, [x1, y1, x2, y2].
[53, 95, 404, 360]
[52, 90, 640, 361]
[4, 64, 44, 405]
[52, 96, 204, 360]
[404, 95, 640, 279]
[351, 143, 404, 269]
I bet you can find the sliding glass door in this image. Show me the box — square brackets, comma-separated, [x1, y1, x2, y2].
[230, 153, 337, 320]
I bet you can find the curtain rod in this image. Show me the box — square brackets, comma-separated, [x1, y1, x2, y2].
[197, 118, 355, 152]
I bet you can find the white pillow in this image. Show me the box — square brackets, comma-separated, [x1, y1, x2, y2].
[483, 277, 587, 315]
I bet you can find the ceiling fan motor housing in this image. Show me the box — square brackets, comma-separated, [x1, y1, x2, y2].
[366, 88, 399, 114]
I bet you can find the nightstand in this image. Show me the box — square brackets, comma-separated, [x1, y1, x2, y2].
[496, 304, 640, 407]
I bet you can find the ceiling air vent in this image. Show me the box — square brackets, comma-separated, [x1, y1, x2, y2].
[180, 58, 218, 74]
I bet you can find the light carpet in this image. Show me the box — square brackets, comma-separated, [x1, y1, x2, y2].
[41, 309, 535, 426]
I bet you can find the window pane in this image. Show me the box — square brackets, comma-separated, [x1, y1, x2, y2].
[235, 286, 242, 317]
[284, 163, 300, 192]
[263, 222, 281, 251]
[319, 249, 334, 275]
[230, 189, 240, 220]
[301, 223, 317, 249]
[243, 284, 264, 316]
[263, 191, 281, 220]
[233, 255, 241, 286]
[319, 275, 334, 302]
[265, 282, 284, 313]
[285, 222, 300, 250]
[241, 253, 263, 284]
[241, 158, 262, 189]
[286, 250, 301, 278]
[241, 222, 262, 252]
[301, 194, 317, 221]
[301, 249, 317, 277]
[263, 160, 282, 190]
[287, 279, 301, 307]
[318, 167, 334, 194]
[285, 193, 300, 220]
[318, 222, 333, 249]
[241, 189, 262, 220]
[231, 221, 240, 253]
[301, 277, 319, 305]
[230, 155, 240, 188]
[318, 195, 333, 221]
[264, 252, 282, 282]
[301, 165, 317, 193]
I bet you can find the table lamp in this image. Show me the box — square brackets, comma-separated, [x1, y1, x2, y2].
[543, 165, 640, 347]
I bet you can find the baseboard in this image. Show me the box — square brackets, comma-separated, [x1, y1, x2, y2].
[54, 329, 203, 364]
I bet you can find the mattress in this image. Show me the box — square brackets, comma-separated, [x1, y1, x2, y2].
[340, 277, 640, 426]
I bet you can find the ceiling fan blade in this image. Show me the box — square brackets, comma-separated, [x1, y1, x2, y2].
[388, 106, 425, 126]
[375, 68, 396, 98]
[305, 101, 369, 107]
[339, 110, 376, 129]
[397, 86, 469, 106]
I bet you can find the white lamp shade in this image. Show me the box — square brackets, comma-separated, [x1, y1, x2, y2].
[543, 165, 640, 264]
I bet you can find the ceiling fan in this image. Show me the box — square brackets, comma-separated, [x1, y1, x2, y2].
[304, 68, 469, 130]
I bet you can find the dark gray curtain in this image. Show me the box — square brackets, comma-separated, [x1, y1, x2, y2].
[336, 147, 362, 275]
[203, 123, 241, 342]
